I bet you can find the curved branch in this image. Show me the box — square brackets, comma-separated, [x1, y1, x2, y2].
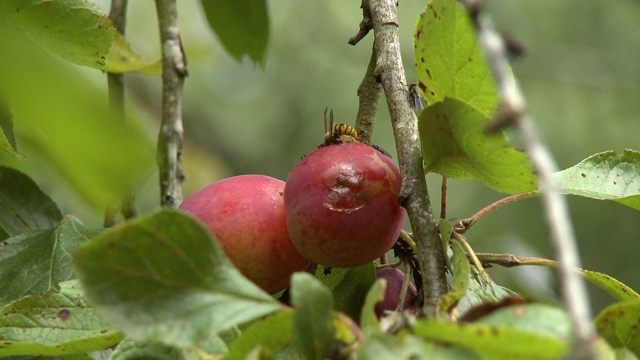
[459, 0, 597, 352]
[155, 0, 187, 207]
[367, 0, 448, 315]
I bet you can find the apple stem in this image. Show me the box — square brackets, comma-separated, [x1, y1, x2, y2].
[452, 231, 490, 283]
[395, 261, 413, 312]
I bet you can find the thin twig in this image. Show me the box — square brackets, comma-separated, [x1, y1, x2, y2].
[104, 0, 130, 227]
[440, 176, 447, 219]
[459, 0, 597, 352]
[456, 191, 538, 233]
[155, 0, 187, 207]
[368, 0, 448, 316]
[348, 0, 373, 46]
[451, 231, 490, 283]
[475, 253, 556, 268]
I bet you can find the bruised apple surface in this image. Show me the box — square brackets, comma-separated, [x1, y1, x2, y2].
[179, 175, 310, 294]
[284, 143, 406, 268]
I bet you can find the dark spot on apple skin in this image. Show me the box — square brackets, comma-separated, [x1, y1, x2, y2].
[581, 173, 586, 178]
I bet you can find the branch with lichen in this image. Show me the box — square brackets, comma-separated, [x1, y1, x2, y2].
[155, 0, 187, 207]
[354, 49, 382, 145]
[362, 0, 448, 316]
[459, 0, 597, 354]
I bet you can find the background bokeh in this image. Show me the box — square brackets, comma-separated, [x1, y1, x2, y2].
[5, 0, 640, 314]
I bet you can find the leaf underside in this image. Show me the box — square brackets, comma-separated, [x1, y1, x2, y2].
[419, 98, 537, 194]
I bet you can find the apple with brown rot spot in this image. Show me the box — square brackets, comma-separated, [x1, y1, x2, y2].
[284, 142, 406, 268]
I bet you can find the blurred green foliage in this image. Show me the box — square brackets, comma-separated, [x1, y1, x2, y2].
[1, 0, 638, 314]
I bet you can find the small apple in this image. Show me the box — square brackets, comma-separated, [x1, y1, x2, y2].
[284, 142, 405, 268]
[375, 267, 417, 317]
[179, 175, 310, 294]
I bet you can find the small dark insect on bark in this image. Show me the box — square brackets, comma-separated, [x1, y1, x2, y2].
[408, 82, 426, 113]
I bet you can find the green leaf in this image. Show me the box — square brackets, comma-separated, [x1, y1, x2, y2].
[440, 241, 470, 313]
[200, 0, 269, 67]
[0, 284, 122, 356]
[414, 0, 498, 115]
[359, 332, 481, 360]
[225, 311, 294, 360]
[271, 344, 303, 360]
[595, 300, 640, 357]
[413, 318, 568, 360]
[580, 269, 640, 302]
[73, 210, 281, 349]
[291, 273, 336, 360]
[357, 334, 405, 360]
[478, 304, 572, 342]
[110, 339, 185, 360]
[315, 264, 376, 323]
[0, 217, 101, 305]
[0, 166, 63, 236]
[104, 30, 162, 75]
[360, 279, 386, 334]
[0, 0, 158, 75]
[456, 276, 514, 317]
[399, 333, 482, 360]
[614, 347, 640, 360]
[0, 98, 25, 160]
[0, 16, 154, 208]
[555, 150, 640, 210]
[419, 97, 537, 194]
[0, 0, 114, 69]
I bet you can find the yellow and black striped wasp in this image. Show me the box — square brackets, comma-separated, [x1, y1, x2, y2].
[320, 108, 392, 158]
[322, 107, 359, 146]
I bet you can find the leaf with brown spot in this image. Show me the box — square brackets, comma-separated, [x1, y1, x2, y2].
[0, 280, 121, 356]
[595, 300, 640, 357]
[413, 317, 568, 360]
[414, 0, 498, 116]
[555, 149, 640, 210]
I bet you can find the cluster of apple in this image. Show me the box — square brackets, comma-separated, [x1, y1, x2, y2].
[179, 142, 415, 314]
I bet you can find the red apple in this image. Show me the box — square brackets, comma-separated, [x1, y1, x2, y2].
[179, 175, 310, 294]
[284, 142, 406, 268]
[374, 267, 417, 317]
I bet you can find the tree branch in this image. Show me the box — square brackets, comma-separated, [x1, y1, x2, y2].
[104, 0, 136, 227]
[367, 0, 448, 316]
[459, 0, 597, 353]
[348, 0, 373, 46]
[155, 0, 187, 207]
[354, 48, 382, 145]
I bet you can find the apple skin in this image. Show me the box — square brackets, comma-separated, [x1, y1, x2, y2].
[179, 175, 310, 294]
[374, 267, 417, 317]
[284, 143, 406, 268]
